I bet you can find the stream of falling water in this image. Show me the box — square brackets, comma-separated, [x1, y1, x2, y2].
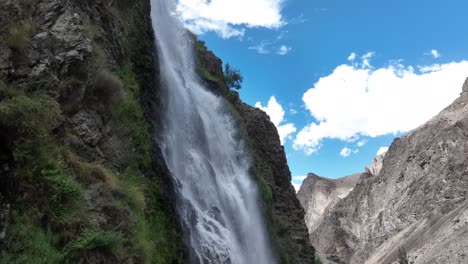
[150, 0, 276, 263]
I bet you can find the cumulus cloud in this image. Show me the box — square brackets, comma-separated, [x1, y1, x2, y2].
[248, 42, 270, 54]
[255, 96, 297, 144]
[348, 52, 356, 61]
[340, 147, 352, 157]
[292, 182, 301, 192]
[293, 175, 307, 181]
[361, 52, 375, 68]
[277, 45, 291, 55]
[176, 0, 285, 38]
[293, 54, 468, 155]
[357, 140, 367, 147]
[377, 147, 389, 156]
[426, 49, 441, 59]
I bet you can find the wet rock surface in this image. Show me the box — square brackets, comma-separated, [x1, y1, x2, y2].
[229, 92, 316, 263]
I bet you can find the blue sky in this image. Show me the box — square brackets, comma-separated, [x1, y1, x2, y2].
[175, 0, 468, 189]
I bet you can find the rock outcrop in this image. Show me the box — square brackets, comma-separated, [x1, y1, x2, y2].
[233, 95, 315, 263]
[365, 152, 386, 176]
[195, 40, 315, 263]
[0, 0, 184, 262]
[309, 78, 468, 264]
[297, 173, 360, 235]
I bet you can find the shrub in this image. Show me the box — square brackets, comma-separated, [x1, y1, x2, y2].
[6, 22, 33, 50]
[0, 212, 62, 264]
[0, 93, 61, 137]
[315, 256, 323, 264]
[67, 153, 120, 189]
[42, 161, 82, 207]
[398, 247, 409, 264]
[83, 18, 100, 40]
[94, 70, 123, 106]
[224, 63, 243, 90]
[63, 230, 122, 262]
[91, 43, 108, 71]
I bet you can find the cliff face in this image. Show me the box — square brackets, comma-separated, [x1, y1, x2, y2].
[195, 42, 315, 263]
[0, 0, 184, 262]
[0, 0, 314, 263]
[297, 173, 360, 236]
[310, 78, 468, 264]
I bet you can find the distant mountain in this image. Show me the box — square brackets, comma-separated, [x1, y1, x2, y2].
[299, 78, 468, 263]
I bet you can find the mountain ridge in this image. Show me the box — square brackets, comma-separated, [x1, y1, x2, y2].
[300, 77, 468, 263]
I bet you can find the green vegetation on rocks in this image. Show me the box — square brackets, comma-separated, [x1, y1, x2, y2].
[0, 1, 183, 263]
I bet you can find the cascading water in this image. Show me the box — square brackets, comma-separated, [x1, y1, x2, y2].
[151, 0, 276, 263]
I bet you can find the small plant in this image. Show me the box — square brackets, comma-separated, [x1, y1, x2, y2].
[83, 18, 100, 40]
[42, 161, 82, 206]
[63, 230, 122, 262]
[6, 22, 33, 50]
[94, 70, 123, 105]
[0, 212, 62, 264]
[91, 43, 108, 71]
[0, 93, 61, 131]
[315, 256, 323, 264]
[398, 247, 409, 264]
[224, 63, 243, 90]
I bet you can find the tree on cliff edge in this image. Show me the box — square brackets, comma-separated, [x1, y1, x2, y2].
[224, 63, 243, 90]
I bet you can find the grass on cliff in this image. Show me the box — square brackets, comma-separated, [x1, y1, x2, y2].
[117, 63, 182, 263]
[6, 21, 33, 50]
[0, 212, 62, 264]
[194, 39, 228, 91]
[1, 6, 182, 263]
[0, 82, 123, 263]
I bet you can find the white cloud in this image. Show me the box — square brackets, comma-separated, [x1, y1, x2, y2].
[419, 64, 441, 73]
[361, 52, 375, 68]
[255, 96, 297, 144]
[292, 182, 301, 192]
[340, 147, 352, 157]
[176, 0, 285, 39]
[293, 54, 468, 155]
[357, 139, 367, 147]
[277, 45, 291, 55]
[426, 49, 441, 59]
[292, 175, 307, 181]
[377, 146, 389, 156]
[248, 42, 270, 54]
[348, 52, 356, 61]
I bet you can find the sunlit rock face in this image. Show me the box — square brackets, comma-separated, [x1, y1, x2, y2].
[307, 78, 468, 264]
[297, 173, 361, 236]
[365, 153, 386, 176]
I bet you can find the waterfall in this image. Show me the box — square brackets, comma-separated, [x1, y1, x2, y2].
[150, 0, 276, 263]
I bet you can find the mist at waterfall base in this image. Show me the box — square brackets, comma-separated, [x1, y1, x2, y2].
[151, 0, 276, 263]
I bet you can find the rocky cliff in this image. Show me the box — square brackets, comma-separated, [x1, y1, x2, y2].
[297, 173, 360, 236]
[307, 78, 468, 264]
[0, 0, 184, 262]
[194, 40, 315, 263]
[0, 0, 314, 263]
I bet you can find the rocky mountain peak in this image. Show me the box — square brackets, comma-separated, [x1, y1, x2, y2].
[304, 78, 468, 264]
[365, 152, 386, 176]
[463, 77, 468, 92]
